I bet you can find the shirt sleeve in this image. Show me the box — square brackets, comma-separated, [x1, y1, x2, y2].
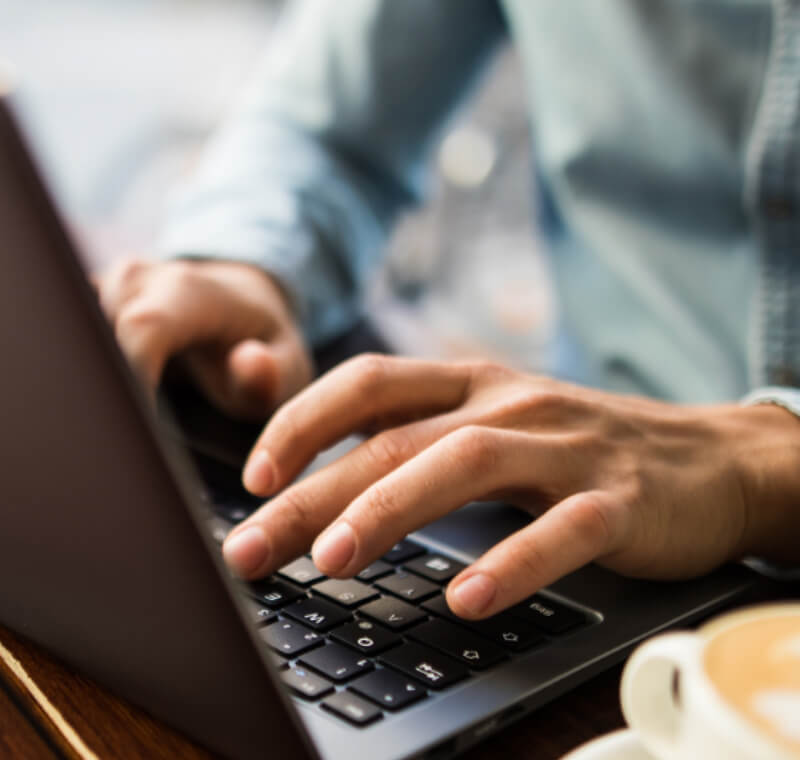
[157, 0, 506, 346]
[739, 385, 800, 579]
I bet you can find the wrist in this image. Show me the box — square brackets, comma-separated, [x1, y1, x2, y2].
[731, 404, 800, 564]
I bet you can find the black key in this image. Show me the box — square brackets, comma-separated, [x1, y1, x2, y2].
[214, 499, 256, 523]
[268, 651, 289, 670]
[357, 560, 394, 581]
[380, 642, 468, 690]
[403, 554, 466, 583]
[245, 599, 278, 627]
[283, 597, 352, 631]
[312, 579, 379, 608]
[408, 619, 508, 670]
[321, 692, 382, 727]
[207, 516, 233, 544]
[278, 557, 325, 586]
[281, 666, 334, 700]
[421, 595, 545, 653]
[375, 571, 439, 602]
[382, 540, 426, 565]
[298, 643, 373, 682]
[259, 620, 324, 657]
[350, 668, 426, 711]
[331, 620, 402, 655]
[358, 597, 426, 631]
[247, 578, 305, 609]
[509, 594, 584, 635]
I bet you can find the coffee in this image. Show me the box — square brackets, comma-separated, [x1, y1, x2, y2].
[703, 613, 800, 758]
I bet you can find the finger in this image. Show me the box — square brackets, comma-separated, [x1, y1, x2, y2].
[182, 337, 310, 420]
[96, 259, 148, 321]
[243, 354, 471, 495]
[310, 426, 583, 578]
[223, 414, 456, 578]
[445, 490, 627, 619]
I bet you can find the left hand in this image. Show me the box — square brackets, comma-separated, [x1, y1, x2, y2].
[222, 355, 800, 618]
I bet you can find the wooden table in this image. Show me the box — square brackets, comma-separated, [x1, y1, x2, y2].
[0, 622, 625, 760]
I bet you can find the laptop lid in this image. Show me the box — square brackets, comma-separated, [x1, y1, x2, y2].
[0, 90, 315, 760]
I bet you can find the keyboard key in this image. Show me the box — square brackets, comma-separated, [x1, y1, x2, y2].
[247, 578, 305, 609]
[298, 643, 373, 682]
[245, 600, 278, 627]
[404, 554, 466, 583]
[321, 692, 382, 727]
[278, 557, 325, 586]
[421, 595, 545, 653]
[281, 666, 334, 700]
[375, 571, 439, 602]
[509, 594, 584, 635]
[382, 540, 426, 564]
[283, 597, 352, 631]
[207, 516, 233, 544]
[380, 642, 468, 690]
[312, 579, 379, 608]
[357, 560, 394, 581]
[268, 651, 289, 670]
[408, 619, 508, 670]
[358, 597, 426, 631]
[350, 668, 426, 711]
[331, 620, 402, 655]
[259, 620, 323, 657]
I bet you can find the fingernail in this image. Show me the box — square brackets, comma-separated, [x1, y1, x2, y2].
[312, 522, 356, 574]
[223, 525, 269, 577]
[451, 573, 496, 617]
[243, 449, 274, 494]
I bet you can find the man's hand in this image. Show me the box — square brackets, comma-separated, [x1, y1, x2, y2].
[97, 259, 313, 418]
[223, 355, 800, 618]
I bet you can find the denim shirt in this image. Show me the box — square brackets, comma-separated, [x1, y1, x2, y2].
[160, 0, 800, 407]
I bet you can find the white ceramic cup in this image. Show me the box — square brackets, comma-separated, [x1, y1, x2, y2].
[620, 604, 800, 760]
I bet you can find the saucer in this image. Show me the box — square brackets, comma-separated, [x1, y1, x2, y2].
[561, 729, 656, 760]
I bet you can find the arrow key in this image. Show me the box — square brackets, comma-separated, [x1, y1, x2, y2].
[350, 668, 427, 710]
[408, 619, 507, 670]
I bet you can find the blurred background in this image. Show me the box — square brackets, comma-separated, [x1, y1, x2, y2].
[2, 0, 556, 372]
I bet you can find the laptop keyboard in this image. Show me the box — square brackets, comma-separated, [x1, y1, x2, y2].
[209, 514, 589, 730]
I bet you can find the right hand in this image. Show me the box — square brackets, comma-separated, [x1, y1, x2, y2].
[97, 258, 313, 418]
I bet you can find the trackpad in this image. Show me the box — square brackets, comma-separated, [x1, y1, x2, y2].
[414, 502, 532, 561]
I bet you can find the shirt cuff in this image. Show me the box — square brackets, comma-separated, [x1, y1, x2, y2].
[739, 386, 800, 580]
[740, 386, 800, 419]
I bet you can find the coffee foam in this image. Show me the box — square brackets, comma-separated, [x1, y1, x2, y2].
[704, 614, 800, 758]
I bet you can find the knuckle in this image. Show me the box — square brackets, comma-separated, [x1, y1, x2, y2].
[447, 425, 499, 469]
[116, 300, 171, 338]
[568, 492, 615, 550]
[361, 429, 416, 472]
[346, 353, 391, 393]
[115, 258, 148, 285]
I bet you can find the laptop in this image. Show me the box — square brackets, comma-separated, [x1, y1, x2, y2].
[0, 88, 764, 760]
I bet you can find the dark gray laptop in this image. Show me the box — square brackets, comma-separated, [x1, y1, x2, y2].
[0, 89, 762, 760]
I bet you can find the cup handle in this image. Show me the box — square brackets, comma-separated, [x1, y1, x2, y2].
[620, 632, 700, 760]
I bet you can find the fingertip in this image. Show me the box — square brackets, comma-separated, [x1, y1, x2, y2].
[311, 521, 356, 575]
[447, 572, 497, 619]
[243, 448, 276, 495]
[222, 524, 271, 579]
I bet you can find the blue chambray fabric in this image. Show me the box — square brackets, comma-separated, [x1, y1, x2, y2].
[159, 0, 800, 407]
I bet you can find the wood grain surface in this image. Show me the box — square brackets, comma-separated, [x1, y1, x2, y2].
[0, 622, 622, 760]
